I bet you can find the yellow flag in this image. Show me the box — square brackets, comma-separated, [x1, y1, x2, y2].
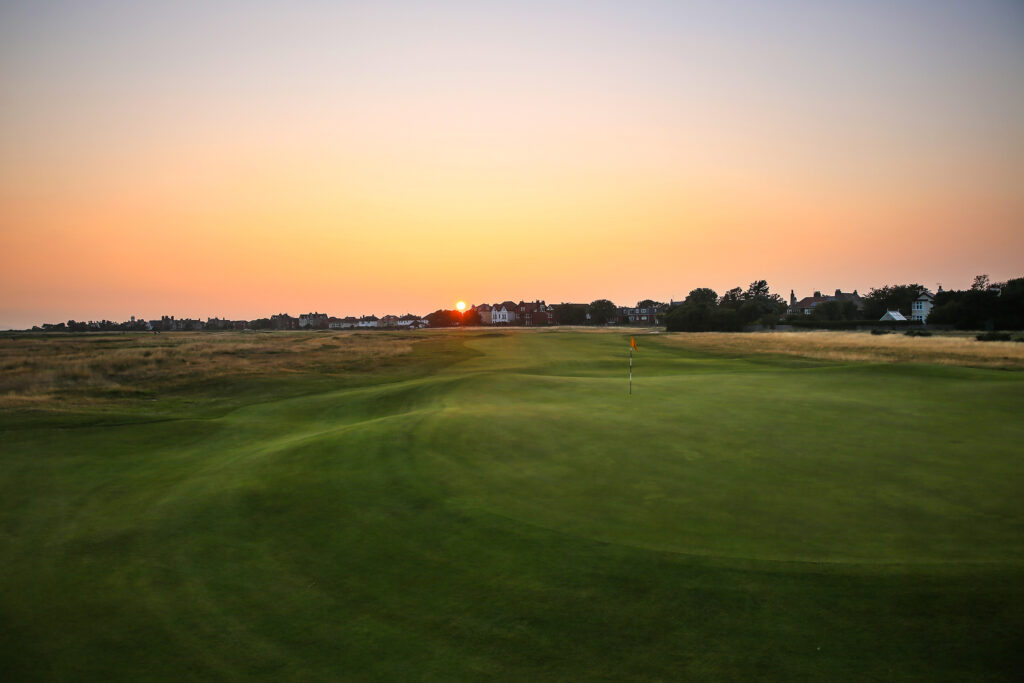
[630, 336, 638, 351]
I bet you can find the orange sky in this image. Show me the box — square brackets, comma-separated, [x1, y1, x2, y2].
[2, 1, 1022, 328]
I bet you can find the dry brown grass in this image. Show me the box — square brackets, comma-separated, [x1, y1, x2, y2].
[0, 331, 414, 408]
[659, 330, 1024, 369]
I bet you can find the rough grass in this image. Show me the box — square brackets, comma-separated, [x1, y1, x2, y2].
[0, 332, 413, 408]
[659, 329, 1024, 368]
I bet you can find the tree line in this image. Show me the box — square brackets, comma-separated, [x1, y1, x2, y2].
[929, 276, 1024, 330]
[665, 280, 786, 332]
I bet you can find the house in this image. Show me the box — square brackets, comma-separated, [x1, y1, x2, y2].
[788, 289, 864, 316]
[357, 315, 379, 328]
[330, 316, 359, 329]
[491, 302, 518, 325]
[158, 315, 202, 331]
[911, 291, 934, 322]
[620, 303, 661, 325]
[880, 310, 907, 321]
[517, 300, 553, 326]
[471, 303, 493, 324]
[299, 312, 329, 329]
[271, 313, 298, 330]
[205, 317, 234, 330]
[397, 314, 421, 327]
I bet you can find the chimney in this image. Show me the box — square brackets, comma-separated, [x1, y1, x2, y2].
[835, 288, 842, 296]
[790, 289, 796, 306]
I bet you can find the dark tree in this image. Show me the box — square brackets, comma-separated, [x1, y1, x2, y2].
[553, 304, 587, 325]
[811, 300, 860, 322]
[738, 281, 786, 326]
[665, 303, 714, 331]
[588, 299, 618, 325]
[929, 277, 1024, 330]
[667, 281, 786, 331]
[462, 309, 482, 326]
[971, 274, 990, 291]
[744, 280, 771, 300]
[667, 288, 720, 331]
[719, 287, 743, 310]
[684, 288, 718, 306]
[425, 309, 458, 327]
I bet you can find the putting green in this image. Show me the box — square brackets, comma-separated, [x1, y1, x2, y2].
[2, 330, 1022, 680]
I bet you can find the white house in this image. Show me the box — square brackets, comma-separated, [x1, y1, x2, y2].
[329, 317, 358, 329]
[357, 315, 379, 328]
[396, 314, 420, 327]
[911, 291, 934, 322]
[491, 302, 518, 324]
[880, 310, 907, 321]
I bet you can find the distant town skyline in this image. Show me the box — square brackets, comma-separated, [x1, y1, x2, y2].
[2, 1, 1022, 331]
[4, 272, 1013, 331]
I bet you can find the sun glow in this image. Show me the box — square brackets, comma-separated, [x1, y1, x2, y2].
[455, 301, 466, 312]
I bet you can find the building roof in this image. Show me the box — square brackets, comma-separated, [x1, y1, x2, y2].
[792, 295, 830, 309]
[790, 289, 864, 312]
[880, 310, 907, 321]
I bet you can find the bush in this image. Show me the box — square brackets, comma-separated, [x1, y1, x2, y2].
[870, 329, 891, 335]
[904, 330, 933, 337]
[976, 331, 1012, 342]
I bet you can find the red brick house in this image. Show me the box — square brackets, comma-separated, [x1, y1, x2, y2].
[517, 300, 554, 326]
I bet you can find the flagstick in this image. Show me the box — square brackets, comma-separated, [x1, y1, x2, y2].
[629, 346, 633, 395]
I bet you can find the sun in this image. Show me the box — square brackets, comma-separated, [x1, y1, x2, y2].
[455, 301, 467, 312]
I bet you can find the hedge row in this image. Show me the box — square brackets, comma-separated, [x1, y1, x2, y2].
[786, 318, 923, 330]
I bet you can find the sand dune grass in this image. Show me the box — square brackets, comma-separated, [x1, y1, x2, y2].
[660, 330, 1024, 368]
[0, 331, 414, 407]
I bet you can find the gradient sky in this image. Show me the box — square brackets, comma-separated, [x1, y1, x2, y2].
[1, 0, 1022, 328]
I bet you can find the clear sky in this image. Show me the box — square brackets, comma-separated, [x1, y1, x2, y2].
[1, 0, 1022, 328]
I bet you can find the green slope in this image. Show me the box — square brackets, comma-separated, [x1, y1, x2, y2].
[2, 330, 1022, 680]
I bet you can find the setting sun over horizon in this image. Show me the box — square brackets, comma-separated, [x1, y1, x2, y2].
[1, 1, 1022, 329]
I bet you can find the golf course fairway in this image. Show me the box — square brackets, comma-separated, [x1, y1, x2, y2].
[2, 329, 1022, 680]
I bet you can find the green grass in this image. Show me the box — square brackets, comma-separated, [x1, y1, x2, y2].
[2, 330, 1023, 680]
